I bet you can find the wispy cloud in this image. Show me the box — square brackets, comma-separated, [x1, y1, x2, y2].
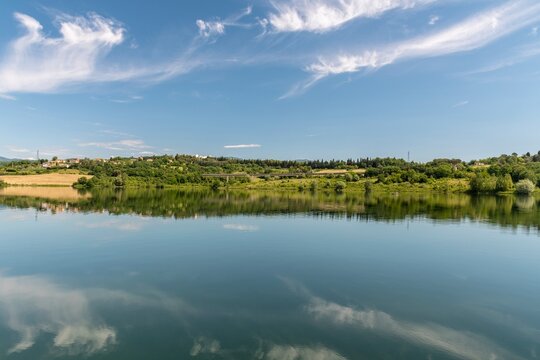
[286, 0, 540, 96]
[196, 6, 253, 40]
[268, 0, 435, 33]
[79, 139, 152, 151]
[429, 14, 440, 25]
[109, 95, 144, 104]
[452, 100, 469, 108]
[0, 12, 125, 95]
[0, 12, 205, 96]
[0, 93, 16, 100]
[196, 20, 226, 38]
[464, 40, 540, 75]
[223, 144, 261, 149]
[7, 146, 31, 154]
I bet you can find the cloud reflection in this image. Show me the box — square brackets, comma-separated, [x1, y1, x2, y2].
[0, 273, 193, 355]
[0, 273, 116, 355]
[263, 345, 347, 360]
[306, 297, 522, 360]
[280, 278, 522, 360]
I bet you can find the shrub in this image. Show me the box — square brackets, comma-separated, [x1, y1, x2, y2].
[72, 177, 92, 189]
[469, 173, 496, 193]
[0, 179, 6, 188]
[334, 181, 346, 193]
[495, 174, 513, 192]
[309, 181, 318, 192]
[515, 179, 536, 195]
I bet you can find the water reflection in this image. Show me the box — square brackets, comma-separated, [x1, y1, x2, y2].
[0, 188, 539, 232]
[0, 274, 116, 355]
[0, 189, 539, 359]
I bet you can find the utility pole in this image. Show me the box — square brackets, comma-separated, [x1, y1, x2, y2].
[407, 151, 410, 163]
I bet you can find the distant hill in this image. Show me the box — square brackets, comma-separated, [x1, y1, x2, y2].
[0, 156, 13, 162]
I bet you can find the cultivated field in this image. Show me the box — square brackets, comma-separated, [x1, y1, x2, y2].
[0, 173, 91, 186]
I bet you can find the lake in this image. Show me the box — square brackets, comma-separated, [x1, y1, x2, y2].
[0, 188, 539, 359]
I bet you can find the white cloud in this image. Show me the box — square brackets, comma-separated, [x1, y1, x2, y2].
[109, 95, 144, 104]
[452, 100, 469, 108]
[268, 0, 435, 33]
[287, 0, 540, 96]
[196, 19, 226, 38]
[0, 93, 16, 100]
[223, 144, 261, 149]
[265, 345, 347, 360]
[429, 15, 440, 25]
[0, 12, 125, 95]
[79, 139, 152, 151]
[196, 6, 253, 39]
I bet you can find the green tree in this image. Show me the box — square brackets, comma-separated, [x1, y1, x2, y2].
[469, 173, 497, 193]
[334, 181, 346, 193]
[495, 174, 513, 192]
[515, 179, 536, 195]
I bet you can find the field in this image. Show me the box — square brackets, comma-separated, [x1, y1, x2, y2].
[0, 173, 91, 186]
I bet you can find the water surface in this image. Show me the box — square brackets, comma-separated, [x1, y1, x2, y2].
[0, 189, 539, 359]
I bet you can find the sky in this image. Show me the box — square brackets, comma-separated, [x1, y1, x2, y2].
[1, 0, 540, 162]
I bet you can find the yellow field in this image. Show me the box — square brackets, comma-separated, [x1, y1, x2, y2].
[0, 173, 91, 186]
[0, 186, 90, 200]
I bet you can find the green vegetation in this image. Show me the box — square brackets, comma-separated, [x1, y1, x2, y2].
[1, 151, 539, 194]
[0, 179, 6, 188]
[1, 189, 539, 232]
[515, 179, 536, 195]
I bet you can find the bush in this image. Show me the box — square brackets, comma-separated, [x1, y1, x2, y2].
[334, 181, 346, 193]
[72, 177, 92, 189]
[515, 179, 536, 195]
[495, 174, 514, 192]
[0, 179, 6, 188]
[469, 173, 496, 193]
[309, 181, 317, 192]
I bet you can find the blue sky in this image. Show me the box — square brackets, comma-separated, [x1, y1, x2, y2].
[1, 0, 540, 161]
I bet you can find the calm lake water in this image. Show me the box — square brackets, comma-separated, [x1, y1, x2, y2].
[0, 189, 539, 359]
